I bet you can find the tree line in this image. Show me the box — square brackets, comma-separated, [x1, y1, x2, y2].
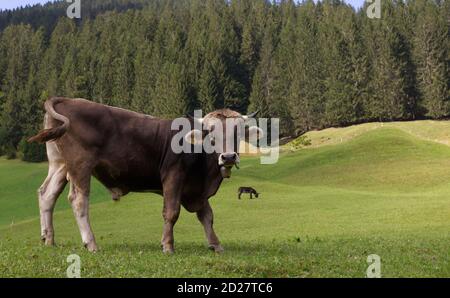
[0, 0, 448, 161]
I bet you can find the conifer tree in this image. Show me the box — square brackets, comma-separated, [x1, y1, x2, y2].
[414, 0, 449, 118]
[0, 0, 447, 158]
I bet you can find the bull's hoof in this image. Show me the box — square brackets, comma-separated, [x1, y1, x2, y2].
[162, 244, 175, 255]
[45, 239, 55, 246]
[209, 245, 224, 254]
[42, 236, 55, 246]
[84, 242, 98, 253]
[161, 243, 175, 255]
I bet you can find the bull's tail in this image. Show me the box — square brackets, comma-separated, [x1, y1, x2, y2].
[28, 98, 70, 144]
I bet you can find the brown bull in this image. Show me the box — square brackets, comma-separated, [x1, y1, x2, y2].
[29, 97, 262, 253]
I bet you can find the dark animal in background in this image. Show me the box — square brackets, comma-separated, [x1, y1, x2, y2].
[238, 187, 260, 200]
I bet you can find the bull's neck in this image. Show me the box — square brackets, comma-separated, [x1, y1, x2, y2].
[203, 152, 224, 199]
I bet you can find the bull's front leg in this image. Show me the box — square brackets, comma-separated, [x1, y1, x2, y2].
[197, 201, 224, 253]
[161, 194, 181, 254]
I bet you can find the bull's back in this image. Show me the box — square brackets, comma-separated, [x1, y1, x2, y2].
[53, 99, 168, 192]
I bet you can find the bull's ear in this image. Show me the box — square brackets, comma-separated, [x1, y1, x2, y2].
[247, 126, 264, 140]
[185, 129, 203, 145]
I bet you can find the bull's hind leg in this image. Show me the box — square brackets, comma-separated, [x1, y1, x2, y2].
[67, 165, 98, 252]
[38, 162, 67, 246]
[197, 202, 223, 253]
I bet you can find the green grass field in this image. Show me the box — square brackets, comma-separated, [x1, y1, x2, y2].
[1, 122, 450, 277]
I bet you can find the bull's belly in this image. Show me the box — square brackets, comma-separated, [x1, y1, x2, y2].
[92, 163, 162, 195]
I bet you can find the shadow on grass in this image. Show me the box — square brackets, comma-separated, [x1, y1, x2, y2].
[105, 240, 305, 256]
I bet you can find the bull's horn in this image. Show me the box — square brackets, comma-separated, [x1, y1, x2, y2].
[242, 110, 259, 121]
[187, 114, 204, 124]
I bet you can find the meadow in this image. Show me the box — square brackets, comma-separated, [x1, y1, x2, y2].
[1, 121, 450, 277]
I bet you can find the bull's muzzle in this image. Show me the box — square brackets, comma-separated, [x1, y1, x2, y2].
[218, 153, 240, 178]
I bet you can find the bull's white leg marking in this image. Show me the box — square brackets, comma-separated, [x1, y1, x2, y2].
[38, 161, 67, 246]
[197, 202, 223, 253]
[37, 117, 68, 246]
[68, 181, 97, 252]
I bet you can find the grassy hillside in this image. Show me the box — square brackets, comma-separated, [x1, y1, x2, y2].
[293, 120, 450, 149]
[1, 122, 450, 277]
[0, 159, 111, 226]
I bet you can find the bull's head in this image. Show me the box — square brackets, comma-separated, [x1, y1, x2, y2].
[185, 109, 263, 178]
